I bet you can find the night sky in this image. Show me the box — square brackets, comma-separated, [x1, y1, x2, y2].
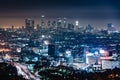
[0, 0, 120, 28]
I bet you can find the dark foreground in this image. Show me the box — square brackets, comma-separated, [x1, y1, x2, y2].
[0, 62, 120, 80]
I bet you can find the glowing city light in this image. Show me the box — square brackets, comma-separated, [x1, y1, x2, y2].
[66, 50, 71, 54]
[32, 48, 40, 54]
[41, 15, 45, 18]
[4, 54, 11, 60]
[0, 48, 11, 52]
[75, 20, 79, 26]
[44, 40, 49, 45]
[99, 49, 105, 54]
[0, 42, 6, 45]
[16, 48, 21, 53]
[42, 35, 45, 38]
[65, 50, 71, 57]
[94, 51, 99, 55]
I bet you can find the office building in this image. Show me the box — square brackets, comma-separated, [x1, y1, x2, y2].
[57, 18, 62, 29]
[63, 17, 67, 28]
[25, 18, 34, 32]
[48, 44, 56, 57]
[41, 15, 45, 28]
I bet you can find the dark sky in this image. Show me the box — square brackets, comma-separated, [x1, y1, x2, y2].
[0, 0, 120, 28]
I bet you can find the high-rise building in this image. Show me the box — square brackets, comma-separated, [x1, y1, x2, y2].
[48, 44, 56, 57]
[41, 15, 45, 28]
[63, 17, 67, 28]
[52, 21, 57, 29]
[57, 18, 62, 29]
[25, 18, 34, 32]
[74, 46, 86, 63]
[68, 23, 74, 31]
[107, 23, 117, 34]
[36, 24, 41, 31]
[11, 25, 14, 32]
[85, 24, 94, 33]
[47, 20, 51, 28]
[74, 20, 79, 31]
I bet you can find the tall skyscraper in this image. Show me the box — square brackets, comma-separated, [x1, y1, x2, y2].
[68, 23, 74, 31]
[41, 15, 45, 28]
[36, 24, 41, 31]
[25, 18, 34, 32]
[47, 20, 51, 28]
[52, 21, 57, 29]
[57, 18, 62, 29]
[63, 17, 67, 28]
[74, 20, 79, 31]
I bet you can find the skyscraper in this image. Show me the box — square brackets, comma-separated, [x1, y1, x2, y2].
[68, 23, 74, 31]
[52, 21, 57, 29]
[41, 15, 45, 28]
[57, 18, 62, 29]
[48, 44, 56, 57]
[47, 20, 51, 28]
[74, 20, 79, 31]
[25, 18, 34, 32]
[63, 17, 67, 28]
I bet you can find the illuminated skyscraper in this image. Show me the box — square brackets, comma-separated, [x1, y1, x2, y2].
[25, 18, 34, 32]
[74, 20, 79, 31]
[75, 20, 79, 26]
[41, 15, 45, 28]
[57, 18, 62, 29]
[63, 17, 67, 28]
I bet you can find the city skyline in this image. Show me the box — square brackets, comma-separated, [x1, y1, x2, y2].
[0, 0, 120, 28]
[1, 17, 120, 30]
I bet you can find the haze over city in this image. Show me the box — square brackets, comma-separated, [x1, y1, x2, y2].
[0, 0, 120, 29]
